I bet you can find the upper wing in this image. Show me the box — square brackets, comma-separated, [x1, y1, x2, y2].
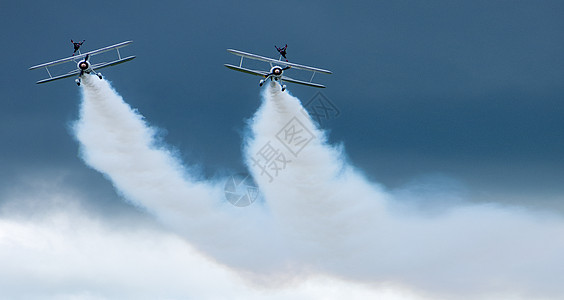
[224, 64, 269, 77]
[227, 49, 332, 74]
[29, 55, 82, 70]
[281, 76, 326, 88]
[29, 41, 133, 70]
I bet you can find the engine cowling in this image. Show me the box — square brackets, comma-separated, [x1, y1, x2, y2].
[270, 66, 283, 76]
[77, 60, 90, 71]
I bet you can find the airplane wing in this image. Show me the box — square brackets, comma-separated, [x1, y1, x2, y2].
[224, 64, 270, 77]
[29, 41, 133, 70]
[34, 56, 136, 84]
[29, 55, 82, 70]
[36, 70, 81, 84]
[90, 56, 136, 70]
[281, 76, 326, 88]
[226, 64, 326, 88]
[227, 49, 332, 75]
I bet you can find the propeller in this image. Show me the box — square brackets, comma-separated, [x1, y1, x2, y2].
[79, 54, 90, 76]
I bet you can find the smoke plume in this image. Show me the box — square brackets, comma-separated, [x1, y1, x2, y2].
[73, 75, 564, 299]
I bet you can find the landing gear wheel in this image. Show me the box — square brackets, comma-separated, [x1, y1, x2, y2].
[75, 79, 81, 86]
[281, 85, 286, 92]
[97, 73, 103, 79]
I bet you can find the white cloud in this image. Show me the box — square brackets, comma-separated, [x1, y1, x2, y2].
[0, 185, 424, 300]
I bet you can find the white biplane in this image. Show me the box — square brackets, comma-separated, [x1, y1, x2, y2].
[225, 49, 331, 91]
[29, 41, 135, 86]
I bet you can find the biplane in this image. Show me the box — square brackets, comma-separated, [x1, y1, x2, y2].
[29, 41, 135, 86]
[225, 48, 331, 91]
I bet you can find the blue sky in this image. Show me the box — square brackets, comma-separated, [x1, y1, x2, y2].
[1, 1, 564, 299]
[3, 1, 563, 207]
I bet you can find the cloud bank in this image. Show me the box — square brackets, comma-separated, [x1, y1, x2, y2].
[1, 180, 410, 300]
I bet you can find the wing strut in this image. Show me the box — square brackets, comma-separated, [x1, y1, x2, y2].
[310, 71, 316, 82]
[45, 67, 52, 78]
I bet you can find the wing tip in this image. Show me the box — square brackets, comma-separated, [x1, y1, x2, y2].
[29, 65, 44, 70]
[314, 69, 332, 75]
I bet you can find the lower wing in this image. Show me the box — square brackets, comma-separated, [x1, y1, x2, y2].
[281, 76, 326, 88]
[90, 56, 136, 70]
[224, 64, 269, 77]
[35, 70, 81, 84]
[35, 56, 136, 84]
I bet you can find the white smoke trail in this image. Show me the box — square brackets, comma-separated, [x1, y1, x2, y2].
[73, 75, 285, 274]
[244, 82, 564, 298]
[244, 82, 388, 269]
[74, 75, 564, 299]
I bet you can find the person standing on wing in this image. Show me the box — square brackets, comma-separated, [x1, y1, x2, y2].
[275, 44, 288, 61]
[71, 39, 85, 56]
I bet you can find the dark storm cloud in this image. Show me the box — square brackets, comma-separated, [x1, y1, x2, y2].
[1, 0, 564, 213]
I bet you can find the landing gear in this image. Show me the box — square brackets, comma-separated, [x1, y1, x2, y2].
[75, 78, 81, 86]
[91, 69, 102, 80]
[258, 76, 286, 91]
